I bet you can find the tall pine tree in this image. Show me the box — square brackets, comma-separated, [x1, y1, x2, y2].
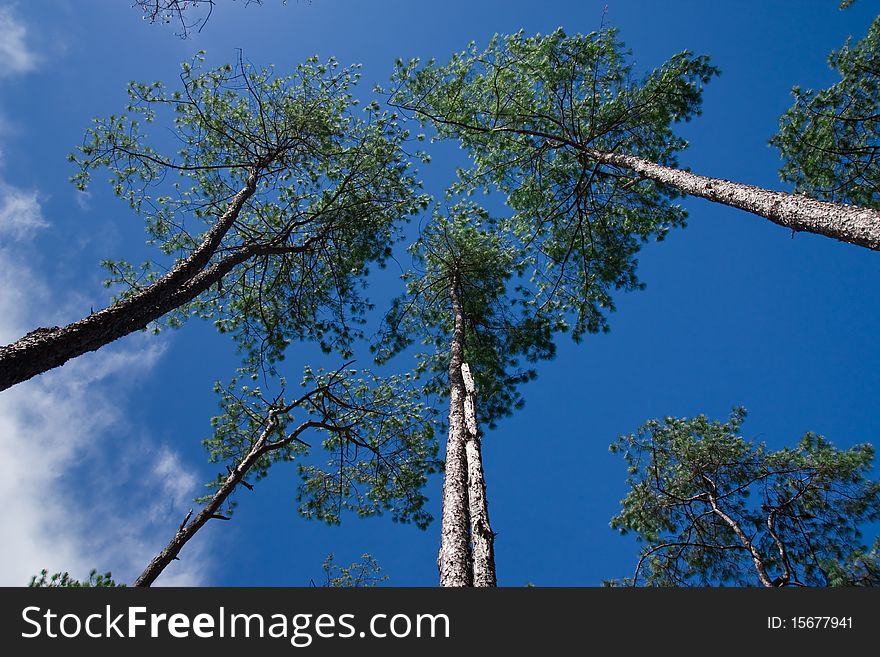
[390, 27, 880, 253]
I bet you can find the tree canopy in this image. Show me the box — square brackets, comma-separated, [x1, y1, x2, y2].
[134, 363, 437, 585]
[205, 366, 438, 529]
[0, 53, 428, 391]
[772, 15, 880, 207]
[75, 53, 426, 367]
[377, 202, 556, 427]
[390, 29, 711, 338]
[610, 409, 880, 587]
[390, 26, 880, 252]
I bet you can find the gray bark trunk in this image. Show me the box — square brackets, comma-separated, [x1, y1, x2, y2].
[461, 362, 496, 587]
[584, 148, 880, 251]
[0, 170, 260, 393]
[438, 274, 473, 587]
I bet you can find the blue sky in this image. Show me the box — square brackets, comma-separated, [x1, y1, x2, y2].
[0, 0, 877, 586]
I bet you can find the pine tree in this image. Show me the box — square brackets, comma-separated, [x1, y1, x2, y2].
[135, 365, 437, 586]
[609, 409, 880, 587]
[0, 54, 426, 392]
[390, 27, 880, 254]
[772, 14, 879, 208]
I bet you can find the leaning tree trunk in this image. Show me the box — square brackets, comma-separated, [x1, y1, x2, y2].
[0, 171, 259, 393]
[461, 362, 496, 587]
[437, 275, 473, 587]
[401, 109, 880, 250]
[134, 410, 281, 587]
[582, 147, 880, 251]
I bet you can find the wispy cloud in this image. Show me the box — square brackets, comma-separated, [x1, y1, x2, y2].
[0, 4, 210, 581]
[0, 241, 212, 586]
[75, 189, 91, 211]
[0, 6, 38, 78]
[0, 8, 214, 588]
[0, 180, 47, 239]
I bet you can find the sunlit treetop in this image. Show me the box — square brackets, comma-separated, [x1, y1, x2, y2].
[375, 201, 557, 428]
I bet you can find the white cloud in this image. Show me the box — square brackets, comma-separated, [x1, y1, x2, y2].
[151, 447, 200, 516]
[0, 6, 37, 78]
[0, 180, 47, 239]
[0, 269, 215, 586]
[0, 193, 211, 589]
[0, 8, 214, 588]
[75, 189, 91, 211]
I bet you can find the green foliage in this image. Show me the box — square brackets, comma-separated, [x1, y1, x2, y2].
[824, 536, 880, 586]
[320, 553, 388, 587]
[29, 569, 123, 587]
[73, 53, 428, 365]
[772, 16, 879, 206]
[201, 365, 439, 528]
[390, 28, 718, 339]
[610, 409, 880, 586]
[375, 201, 556, 427]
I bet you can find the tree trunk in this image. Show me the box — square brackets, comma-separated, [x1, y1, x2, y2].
[0, 171, 260, 393]
[461, 362, 496, 587]
[437, 274, 473, 587]
[134, 411, 277, 587]
[583, 147, 880, 251]
[403, 110, 880, 250]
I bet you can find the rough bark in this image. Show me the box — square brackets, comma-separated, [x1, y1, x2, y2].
[417, 109, 880, 250]
[461, 362, 496, 587]
[0, 170, 260, 393]
[582, 147, 880, 251]
[437, 274, 473, 587]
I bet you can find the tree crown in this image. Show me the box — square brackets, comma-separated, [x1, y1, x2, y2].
[610, 409, 880, 586]
[772, 15, 880, 207]
[375, 202, 556, 427]
[389, 28, 718, 339]
[73, 53, 428, 368]
[203, 364, 439, 529]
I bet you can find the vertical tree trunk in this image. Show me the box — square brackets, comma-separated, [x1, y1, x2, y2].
[461, 362, 496, 587]
[437, 274, 473, 587]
